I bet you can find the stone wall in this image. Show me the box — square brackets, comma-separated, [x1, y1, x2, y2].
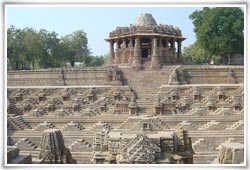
[8, 67, 119, 86]
[177, 65, 244, 85]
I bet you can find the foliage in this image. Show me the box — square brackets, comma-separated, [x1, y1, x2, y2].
[7, 26, 94, 70]
[84, 55, 105, 67]
[61, 30, 89, 67]
[183, 42, 210, 64]
[189, 7, 244, 60]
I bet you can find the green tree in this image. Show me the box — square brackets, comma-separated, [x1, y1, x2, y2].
[7, 26, 25, 70]
[39, 29, 63, 68]
[22, 28, 43, 69]
[189, 7, 244, 63]
[84, 55, 105, 67]
[61, 30, 89, 67]
[183, 42, 210, 64]
[7, 27, 91, 70]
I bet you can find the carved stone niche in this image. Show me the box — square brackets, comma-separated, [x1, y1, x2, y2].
[142, 122, 150, 130]
[217, 87, 225, 101]
[171, 91, 178, 101]
[232, 96, 241, 111]
[154, 95, 162, 115]
[99, 97, 107, 112]
[128, 96, 138, 115]
[23, 102, 32, 113]
[14, 92, 23, 102]
[62, 90, 70, 101]
[86, 88, 96, 102]
[47, 103, 55, 112]
[115, 97, 129, 114]
[113, 91, 120, 101]
[38, 92, 46, 102]
[72, 102, 81, 112]
[206, 97, 216, 112]
[193, 87, 200, 101]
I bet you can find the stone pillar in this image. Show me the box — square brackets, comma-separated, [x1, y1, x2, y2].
[121, 39, 127, 64]
[108, 41, 114, 65]
[115, 40, 121, 64]
[177, 40, 182, 63]
[171, 39, 176, 63]
[158, 37, 163, 63]
[128, 37, 134, 64]
[151, 37, 160, 68]
[165, 37, 170, 63]
[159, 37, 163, 48]
[133, 37, 140, 66]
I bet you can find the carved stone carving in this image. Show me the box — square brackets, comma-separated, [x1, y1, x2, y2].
[39, 129, 76, 164]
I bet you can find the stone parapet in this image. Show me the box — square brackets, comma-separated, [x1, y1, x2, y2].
[7, 67, 123, 86]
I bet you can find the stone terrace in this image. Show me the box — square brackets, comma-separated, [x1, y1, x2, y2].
[7, 65, 244, 164]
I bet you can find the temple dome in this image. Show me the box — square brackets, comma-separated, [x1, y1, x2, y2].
[134, 13, 157, 27]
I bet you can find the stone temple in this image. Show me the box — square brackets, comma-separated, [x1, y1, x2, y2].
[106, 13, 185, 68]
[6, 13, 244, 165]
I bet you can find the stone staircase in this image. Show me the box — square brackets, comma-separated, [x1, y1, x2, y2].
[7, 116, 32, 130]
[176, 120, 198, 130]
[14, 138, 39, 150]
[68, 139, 92, 152]
[226, 120, 244, 130]
[213, 108, 224, 115]
[61, 122, 85, 131]
[149, 118, 170, 130]
[225, 96, 234, 104]
[33, 122, 57, 131]
[192, 138, 216, 152]
[198, 120, 225, 130]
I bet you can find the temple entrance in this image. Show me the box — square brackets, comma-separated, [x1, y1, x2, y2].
[141, 38, 151, 59]
[141, 48, 149, 58]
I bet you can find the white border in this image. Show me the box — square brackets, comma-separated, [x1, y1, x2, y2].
[2, 1, 248, 169]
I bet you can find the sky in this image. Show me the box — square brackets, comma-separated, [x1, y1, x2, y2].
[6, 6, 202, 56]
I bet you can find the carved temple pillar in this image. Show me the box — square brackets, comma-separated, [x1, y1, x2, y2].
[177, 39, 182, 63]
[133, 37, 140, 66]
[128, 37, 134, 64]
[165, 37, 170, 63]
[108, 41, 114, 65]
[115, 40, 121, 64]
[171, 39, 176, 63]
[151, 37, 160, 68]
[121, 39, 127, 64]
[158, 37, 163, 63]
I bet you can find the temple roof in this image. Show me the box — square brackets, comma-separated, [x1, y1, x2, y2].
[106, 13, 185, 41]
[134, 13, 157, 27]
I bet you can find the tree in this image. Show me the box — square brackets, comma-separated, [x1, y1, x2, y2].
[22, 28, 43, 69]
[189, 7, 244, 63]
[183, 42, 210, 64]
[84, 55, 105, 67]
[61, 30, 89, 67]
[7, 26, 25, 70]
[7, 27, 91, 70]
[39, 29, 62, 68]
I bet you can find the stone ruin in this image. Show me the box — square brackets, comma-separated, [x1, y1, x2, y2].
[6, 13, 244, 165]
